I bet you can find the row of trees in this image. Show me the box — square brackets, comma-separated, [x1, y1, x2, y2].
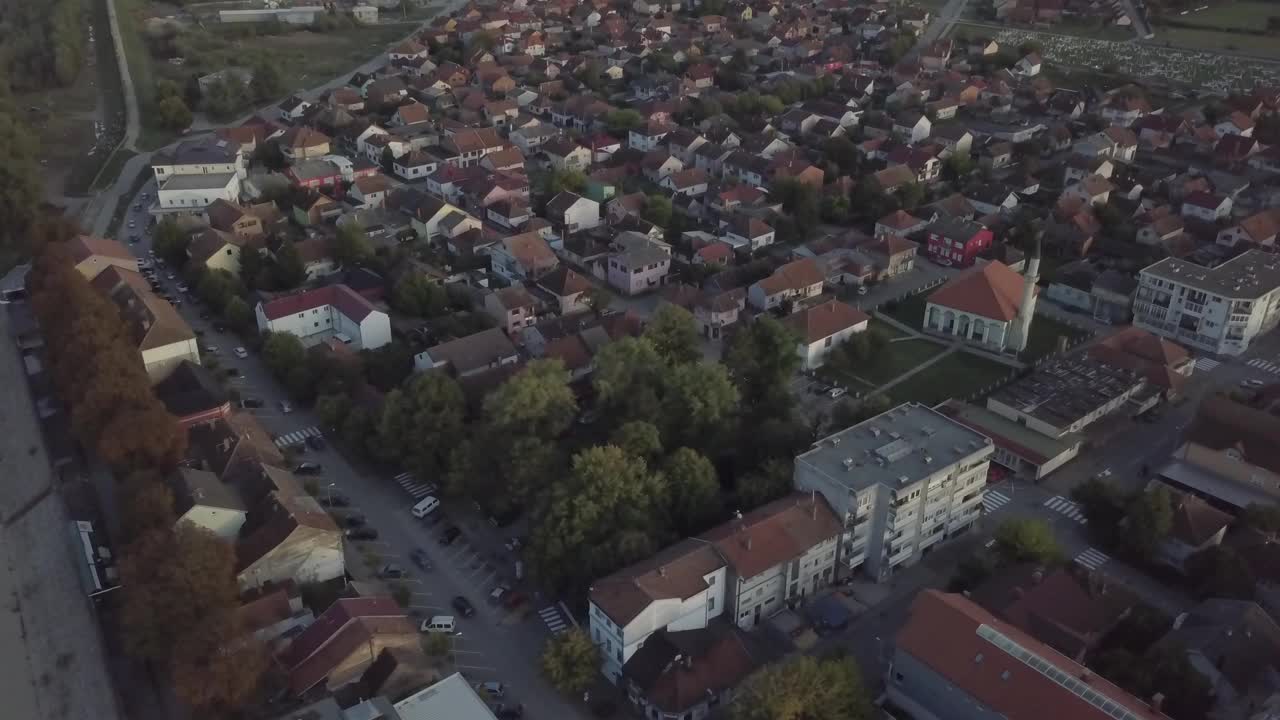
[0, 87, 43, 260]
[1, 0, 85, 92]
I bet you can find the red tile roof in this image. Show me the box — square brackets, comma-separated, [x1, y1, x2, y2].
[928, 261, 1031, 322]
[278, 597, 405, 669]
[700, 493, 841, 579]
[783, 300, 870, 344]
[897, 591, 1170, 720]
[260, 284, 379, 323]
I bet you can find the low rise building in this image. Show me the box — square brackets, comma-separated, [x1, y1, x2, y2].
[91, 266, 200, 382]
[415, 328, 520, 377]
[255, 284, 392, 350]
[793, 403, 993, 581]
[783, 300, 870, 370]
[607, 232, 671, 296]
[985, 355, 1150, 440]
[1155, 393, 1280, 512]
[936, 400, 1080, 481]
[747, 258, 824, 311]
[157, 171, 242, 213]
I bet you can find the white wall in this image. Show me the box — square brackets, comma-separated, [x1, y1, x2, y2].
[143, 338, 201, 382]
[158, 175, 241, 211]
[238, 532, 344, 591]
[177, 506, 247, 540]
[799, 319, 868, 369]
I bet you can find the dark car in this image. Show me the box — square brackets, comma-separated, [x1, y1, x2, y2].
[340, 514, 366, 528]
[240, 397, 264, 409]
[223, 367, 241, 378]
[345, 527, 378, 540]
[494, 704, 524, 720]
[451, 595, 476, 617]
[294, 462, 323, 476]
[409, 548, 431, 571]
[438, 526, 462, 546]
[306, 435, 327, 450]
[378, 564, 405, 579]
[213, 323, 227, 332]
[319, 493, 350, 508]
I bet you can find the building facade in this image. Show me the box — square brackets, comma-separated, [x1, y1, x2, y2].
[255, 284, 392, 350]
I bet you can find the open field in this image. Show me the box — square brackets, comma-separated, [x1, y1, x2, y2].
[1146, 25, 1280, 60]
[1163, 1, 1279, 29]
[886, 350, 1015, 406]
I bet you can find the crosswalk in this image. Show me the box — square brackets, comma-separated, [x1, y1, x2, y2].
[394, 472, 437, 500]
[1044, 496, 1087, 524]
[538, 606, 570, 635]
[1246, 358, 1280, 375]
[1074, 547, 1111, 570]
[983, 491, 1012, 513]
[274, 426, 321, 448]
[1194, 357, 1221, 373]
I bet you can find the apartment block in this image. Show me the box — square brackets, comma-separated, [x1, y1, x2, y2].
[793, 403, 993, 582]
[1132, 250, 1280, 356]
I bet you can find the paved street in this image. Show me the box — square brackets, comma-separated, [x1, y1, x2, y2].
[113, 195, 587, 719]
[912, 0, 971, 54]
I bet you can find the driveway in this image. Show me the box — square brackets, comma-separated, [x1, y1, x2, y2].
[113, 184, 591, 719]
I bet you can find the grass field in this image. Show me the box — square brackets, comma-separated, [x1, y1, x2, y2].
[1146, 26, 1280, 60]
[819, 337, 949, 391]
[886, 350, 1016, 406]
[1166, 1, 1279, 29]
[1021, 313, 1091, 360]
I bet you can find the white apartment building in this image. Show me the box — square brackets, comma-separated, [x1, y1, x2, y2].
[588, 494, 841, 683]
[157, 172, 242, 212]
[255, 284, 391, 350]
[793, 403, 994, 582]
[1132, 250, 1280, 356]
[151, 137, 248, 181]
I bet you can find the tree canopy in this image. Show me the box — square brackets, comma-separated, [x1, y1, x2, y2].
[732, 655, 875, 720]
[540, 627, 600, 695]
[993, 518, 1062, 565]
[376, 372, 466, 479]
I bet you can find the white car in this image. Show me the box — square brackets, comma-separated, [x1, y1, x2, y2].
[1241, 379, 1265, 389]
[280, 401, 293, 414]
[233, 347, 249, 359]
[828, 387, 847, 399]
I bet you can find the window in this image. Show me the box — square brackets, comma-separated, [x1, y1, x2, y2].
[707, 596, 715, 612]
[824, 337, 833, 347]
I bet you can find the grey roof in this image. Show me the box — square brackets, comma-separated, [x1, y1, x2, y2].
[171, 466, 246, 514]
[795, 403, 993, 495]
[159, 172, 238, 191]
[155, 138, 241, 166]
[988, 356, 1143, 433]
[425, 328, 517, 374]
[1159, 599, 1280, 698]
[1140, 249, 1280, 300]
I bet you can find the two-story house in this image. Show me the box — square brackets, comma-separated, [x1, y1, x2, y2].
[924, 218, 993, 268]
[545, 191, 601, 235]
[483, 285, 539, 335]
[747, 258, 825, 311]
[607, 231, 672, 296]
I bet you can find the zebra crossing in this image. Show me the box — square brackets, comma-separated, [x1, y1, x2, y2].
[1074, 547, 1111, 571]
[983, 490, 1012, 513]
[274, 426, 321, 448]
[1043, 496, 1088, 524]
[394, 472, 437, 500]
[1246, 358, 1280, 375]
[538, 606, 570, 635]
[1194, 357, 1221, 373]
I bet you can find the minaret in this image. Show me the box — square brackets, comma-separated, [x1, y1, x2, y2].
[1010, 233, 1040, 353]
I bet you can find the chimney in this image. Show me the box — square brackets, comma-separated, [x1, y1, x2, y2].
[1150, 693, 1165, 712]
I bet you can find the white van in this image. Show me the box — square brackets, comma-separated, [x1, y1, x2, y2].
[420, 615, 456, 634]
[411, 496, 440, 519]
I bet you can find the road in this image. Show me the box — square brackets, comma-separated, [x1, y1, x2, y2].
[912, 0, 971, 54]
[112, 193, 588, 719]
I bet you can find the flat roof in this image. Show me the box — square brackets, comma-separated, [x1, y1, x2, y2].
[1140, 249, 1280, 300]
[394, 673, 496, 720]
[937, 400, 1080, 467]
[1157, 458, 1279, 509]
[159, 172, 238, 191]
[988, 355, 1142, 432]
[796, 402, 992, 493]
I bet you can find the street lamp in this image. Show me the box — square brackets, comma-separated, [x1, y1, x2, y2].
[326, 482, 337, 506]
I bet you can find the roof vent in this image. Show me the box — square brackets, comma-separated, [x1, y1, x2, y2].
[842, 458, 854, 470]
[923, 455, 932, 464]
[870, 426, 882, 437]
[831, 436, 841, 446]
[974, 653, 984, 664]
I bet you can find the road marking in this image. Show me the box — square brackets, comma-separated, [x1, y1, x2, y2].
[453, 663, 498, 671]
[394, 471, 436, 499]
[983, 491, 1011, 513]
[1043, 496, 1087, 524]
[274, 426, 321, 448]
[1074, 547, 1111, 570]
[538, 606, 570, 634]
[1193, 357, 1220, 372]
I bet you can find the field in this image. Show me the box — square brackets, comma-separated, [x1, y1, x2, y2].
[885, 350, 1016, 406]
[1166, 1, 1279, 29]
[1146, 26, 1280, 60]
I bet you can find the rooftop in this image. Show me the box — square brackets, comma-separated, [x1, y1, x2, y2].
[936, 400, 1079, 467]
[394, 673, 496, 720]
[988, 355, 1144, 434]
[159, 172, 239, 191]
[1140, 249, 1280, 300]
[796, 402, 993, 495]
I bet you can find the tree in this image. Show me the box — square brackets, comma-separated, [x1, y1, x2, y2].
[98, 403, 189, 471]
[540, 628, 600, 695]
[249, 61, 282, 103]
[642, 194, 673, 228]
[993, 518, 1062, 565]
[202, 75, 247, 118]
[604, 109, 644, 136]
[735, 458, 793, 510]
[593, 337, 667, 424]
[944, 152, 974, 181]
[118, 472, 176, 542]
[770, 178, 820, 238]
[531, 446, 668, 592]
[361, 341, 414, 392]
[822, 136, 859, 174]
[733, 655, 875, 720]
[611, 421, 663, 463]
[1184, 545, 1255, 600]
[391, 273, 448, 317]
[548, 168, 587, 195]
[239, 246, 264, 289]
[1241, 502, 1280, 536]
[898, 182, 925, 210]
[1124, 487, 1173, 561]
[152, 218, 191, 266]
[156, 95, 192, 131]
[261, 332, 307, 380]
[664, 448, 722, 534]
[195, 268, 241, 312]
[831, 395, 892, 429]
[660, 362, 739, 447]
[272, 239, 307, 288]
[483, 359, 577, 440]
[376, 372, 466, 478]
[1072, 477, 1127, 547]
[380, 146, 396, 174]
[171, 610, 267, 713]
[331, 223, 373, 267]
[724, 316, 801, 418]
[314, 393, 351, 430]
[583, 286, 612, 315]
[643, 304, 702, 366]
[222, 296, 254, 333]
[0, 101, 43, 257]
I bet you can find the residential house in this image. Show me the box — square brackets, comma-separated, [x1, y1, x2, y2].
[747, 258, 824, 311]
[607, 232, 672, 296]
[1214, 111, 1256, 138]
[722, 215, 776, 251]
[153, 360, 231, 428]
[875, 210, 928, 239]
[1158, 492, 1232, 571]
[545, 191, 601, 235]
[278, 95, 313, 122]
[350, 174, 393, 209]
[924, 218, 993, 267]
[1155, 393, 1280, 511]
[255, 284, 392, 350]
[238, 490, 344, 591]
[1217, 208, 1280, 248]
[620, 626, 769, 720]
[892, 112, 932, 144]
[783, 300, 870, 369]
[541, 137, 594, 172]
[1156, 599, 1280, 720]
[660, 167, 709, 197]
[1085, 326, 1193, 396]
[414, 327, 520, 376]
[68, 234, 139, 281]
[1061, 173, 1114, 207]
[537, 266, 595, 314]
[1181, 191, 1232, 222]
[484, 286, 539, 335]
[278, 597, 419, 696]
[279, 127, 331, 161]
[169, 466, 247, 539]
[487, 232, 559, 281]
[91, 266, 201, 382]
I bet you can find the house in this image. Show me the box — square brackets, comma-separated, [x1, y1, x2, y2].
[414, 327, 520, 377]
[620, 626, 769, 720]
[537, 266, 595, 314]
[659, 167, 709, 197]
[924, 218, 993, 267]
[1014, 52, 1041, 76]
[1158, 492, 1232, 571]
[1214, 111, 1256, 138]
[1181, 191, 1232, 221]
[157, 171, 242, 213]
[206, 199, 264, 240]
[607, 232, 672, 296]
[589, 493, 840, 682]
[925, 259, 1037, 353]
[238, 490, 344, 591]
[255, 284, 392, 350]
[540, 137, 593, 171]
[783, 300, 870, 369]
[1086, 325, 1192, 396]
[278, 127, 331, 161]
[68, 234, 138, 281]
[1156, 599, 1280, 720]
[487, 232, 559, 281]
[278, 95, 313, 122]
[1155, 393, 1280, 511]
[350, 174, 393, 209]
[641, 152, 684, 183]
[389, 101, 430, 127]
[722, 215, 775, 251]
[545, 191, 600, 235]
[1217, 208, 1280, 247]
[870, 164, 918, 194]
[889, 591, 1172, 720]
[892, 112, 931, 144]
[153, 361, 232, 428]
[278, 597, 419, 695]
[1061, 173, 1114, 207]
[169, 466, 247, 539]
[91, 267, 201, 382]
[858, 234, 919, 280]
[483, 285, 539, 335]
[747, 258, 824, 311]
[187, 228, 247, 276]
[875, 210, 928, 238]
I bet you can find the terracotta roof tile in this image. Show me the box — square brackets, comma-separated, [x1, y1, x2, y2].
[700, 493, 841, 579]
[783, 300, 870, 344]
[928, 261, 1030, 322]
[260, 284, 379, 323]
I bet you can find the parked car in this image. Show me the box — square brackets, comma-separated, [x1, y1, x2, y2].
[503, 537, 523, 552]
[475, 682, 505, 698]
[294, 462, 323, 476]
[409, 548, 431, 571]
[319, 493, 350, 508]
[438, 526, 462, 546]
[240, 397, 264, 409]
[345, 527, 378, 540]
[451, 595, 475, 617]
[306, 435, 327, 451]
[234, 347, 249, 359]
[488, 585, 508, 605]
[340, 514, 366, 528]
[494, 704, 524, 720]
[378, 564, 405, 579]
[1241, 379, 1265, 388]
[828, 387, 847, 399]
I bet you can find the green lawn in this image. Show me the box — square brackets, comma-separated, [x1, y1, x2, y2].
[884, 293, 929, 330]
[1147, 26, 1280, 60]
[886, 350, 1016, 407]
[1020, 314, 1090, 361]
[821, 338, 949, 389]
[1164, 1, 1278, 30]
